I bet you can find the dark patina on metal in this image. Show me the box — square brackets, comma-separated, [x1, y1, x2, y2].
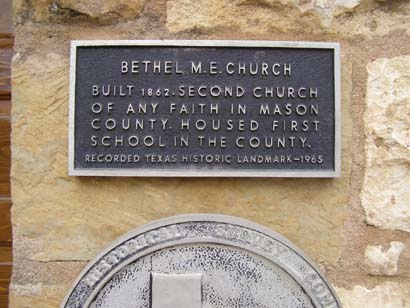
[69, 40, 340, 177]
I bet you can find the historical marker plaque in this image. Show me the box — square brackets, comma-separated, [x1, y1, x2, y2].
[69, 40, 340, 177]
[61, 215, 342, 308]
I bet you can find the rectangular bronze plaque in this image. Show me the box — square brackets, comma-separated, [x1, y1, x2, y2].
[69, 40, 340, 177]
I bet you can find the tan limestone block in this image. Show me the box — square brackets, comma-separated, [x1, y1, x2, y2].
[362, 55, 410, 232]
[9, 283, 68, 308]
[14, 0, 148, 23]
[335, 282, 410, 308]
[365, 241, 405, 276]
[11, 49, 352, 265]
[166, 0, 410, 38]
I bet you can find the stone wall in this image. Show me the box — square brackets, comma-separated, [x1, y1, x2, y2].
[10, 0, 410, 307]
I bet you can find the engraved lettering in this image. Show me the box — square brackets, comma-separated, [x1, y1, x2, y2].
[73, 44, 337, 176]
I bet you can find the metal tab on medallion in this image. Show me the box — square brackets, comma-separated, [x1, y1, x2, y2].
[62, 215, 341, 308]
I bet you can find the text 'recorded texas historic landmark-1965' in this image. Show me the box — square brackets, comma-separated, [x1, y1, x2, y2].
[69, 40, 340, 177]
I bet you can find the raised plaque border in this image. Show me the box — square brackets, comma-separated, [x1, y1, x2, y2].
[68, 40, 341, 178]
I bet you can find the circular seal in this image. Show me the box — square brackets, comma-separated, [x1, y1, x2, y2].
[62, 215, 341, 308]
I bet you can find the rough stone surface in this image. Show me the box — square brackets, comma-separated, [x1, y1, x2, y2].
[14, 0, 148, 24]
[11, 49, 352, 265]
[365, 241, 405, 276]
[335, 282, 410, 308]
[10, 0, 410, 307]
[166, 0, 410, 38]
[362, 56, 410, 233]
[9, 284, 68, 308]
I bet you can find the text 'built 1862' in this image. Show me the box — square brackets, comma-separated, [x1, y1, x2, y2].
[68, 40, 340, 177]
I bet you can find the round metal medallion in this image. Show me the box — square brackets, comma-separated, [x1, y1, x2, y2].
[62, 215, 341, 308]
